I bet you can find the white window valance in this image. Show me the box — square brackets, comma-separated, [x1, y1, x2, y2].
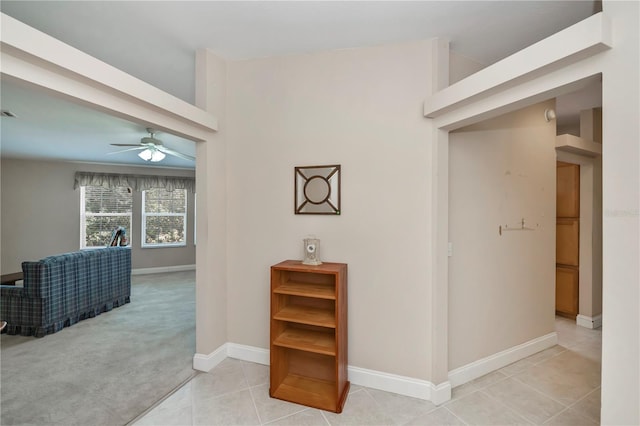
[74, 172, 196, 193]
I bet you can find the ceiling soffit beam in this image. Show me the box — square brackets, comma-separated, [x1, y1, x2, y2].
[1, 50, 211, 142]
[433, 71, 602, 131]
[0, 12, 217, 140]
[423, 12, 611, 120]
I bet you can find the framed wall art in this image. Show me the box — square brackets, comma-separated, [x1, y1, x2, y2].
[294, 164, 341, 215]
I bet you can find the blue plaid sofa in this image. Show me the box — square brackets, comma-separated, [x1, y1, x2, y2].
[0, 247, 131, 337]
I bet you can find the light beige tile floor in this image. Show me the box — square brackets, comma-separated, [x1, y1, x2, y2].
[132, 317, 601, 425]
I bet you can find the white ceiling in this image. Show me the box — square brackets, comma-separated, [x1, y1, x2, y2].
[0, 1, 599, 168]
[1, 80, 198, 168]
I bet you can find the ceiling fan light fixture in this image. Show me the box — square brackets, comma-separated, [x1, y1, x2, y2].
[150, 150, 166, 162]
[138, 148, 166, 162]
[138, 149, 153, 161]
[112, 128, 190, 162]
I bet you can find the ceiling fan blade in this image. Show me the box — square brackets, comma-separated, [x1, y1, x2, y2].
[107, 146, 146, 155]
[110, 143, 144, 147]
[156, 145, 195, 161]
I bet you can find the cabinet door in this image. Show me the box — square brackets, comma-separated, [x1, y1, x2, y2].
[556, 266, 578, 316]
[556, 218, 579, 267]
[557, 162, 580, 218]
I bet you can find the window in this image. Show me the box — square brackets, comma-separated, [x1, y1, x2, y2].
[80, 186, 132, 248]
[142, 188, 187, 247]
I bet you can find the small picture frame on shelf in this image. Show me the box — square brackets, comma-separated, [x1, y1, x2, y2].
[302, 236, 322, 265]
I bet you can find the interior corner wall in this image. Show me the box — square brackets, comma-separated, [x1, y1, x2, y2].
[448, 100, 557, 370]
[449, 51, 485, 85]
[0, 158, 195, 273]
[225, 40, 434, 380]
[194, 48, 229, 357]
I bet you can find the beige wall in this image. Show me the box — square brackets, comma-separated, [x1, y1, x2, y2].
[0, 158, 195, 273]
[448, 100, 557, 370]
[225, 40, 434, 379]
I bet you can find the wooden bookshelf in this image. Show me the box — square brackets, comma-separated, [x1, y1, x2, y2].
[270, 260, 349, 413]
[273, 326, 336, 355]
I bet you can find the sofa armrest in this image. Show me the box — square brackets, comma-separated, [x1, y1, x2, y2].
[0, 285, 25, 298]
[21, 261, 49, 299]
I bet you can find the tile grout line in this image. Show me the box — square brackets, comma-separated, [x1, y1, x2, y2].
[511, 362, 601, 418]
[320, 409, 332, 425]
[258, 395, 311, 426]
[561, 386, 602, 423]
[528, 347, 568, 366]
[477, 389, 536, 425]
[543, 406, 572, 425]
[247, 385, 264, 425]
[361, 386, 443, 425]
[442, 405, 471, 426]
[190, 379, 195, 426]
[239, 360, 316, 426]
[510, 374, 571, 409]
[239, 361, 265, 425]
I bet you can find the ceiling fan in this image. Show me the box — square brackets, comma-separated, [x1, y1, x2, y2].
[109, 128, 195, 162]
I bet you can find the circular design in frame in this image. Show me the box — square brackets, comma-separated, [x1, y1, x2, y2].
[295, 165, 341, 215]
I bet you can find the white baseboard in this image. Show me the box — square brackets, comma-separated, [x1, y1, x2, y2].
[577, 314, 602, 329]
[448, 332, 558, 388]
[132, 264, 196, 275]
[193, 343, 227, 372]
[227, 343, 270, 365]
[193, 334, 559, 404]
[203, 342, 450, 404]
[348, 365, 451, 405]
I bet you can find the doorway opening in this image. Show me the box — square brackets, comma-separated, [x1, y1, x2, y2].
[556, 161, 581, 319]
[555, 86, 603, 329]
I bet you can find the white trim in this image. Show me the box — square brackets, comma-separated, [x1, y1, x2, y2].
[0, 13, 216, 142]
[140, 243, 187, 249]
[227, 343, 270, 365]
[132, 264, 195, 275]
[348, 365, 451, 405]
[448, 332, 558, 388]
[424, 13, 611, 118]
[0, 13, 217, 132]
[577, 314, 603, 329]
[556, 134, 602, 157]
[429, 381, 452, 406]
[193, 343, 227, 372]
[217, 343, 451, 404]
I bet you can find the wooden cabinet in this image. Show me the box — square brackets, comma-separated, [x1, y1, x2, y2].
[556, 218, 580, 267]
[270, 260, 349, 413]
[556, 266, 579, 315]
[556, 161, 580, 318]
[557, 162, 580, 218]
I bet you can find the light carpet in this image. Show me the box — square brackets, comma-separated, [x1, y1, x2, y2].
[0, 271, 196, 426]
